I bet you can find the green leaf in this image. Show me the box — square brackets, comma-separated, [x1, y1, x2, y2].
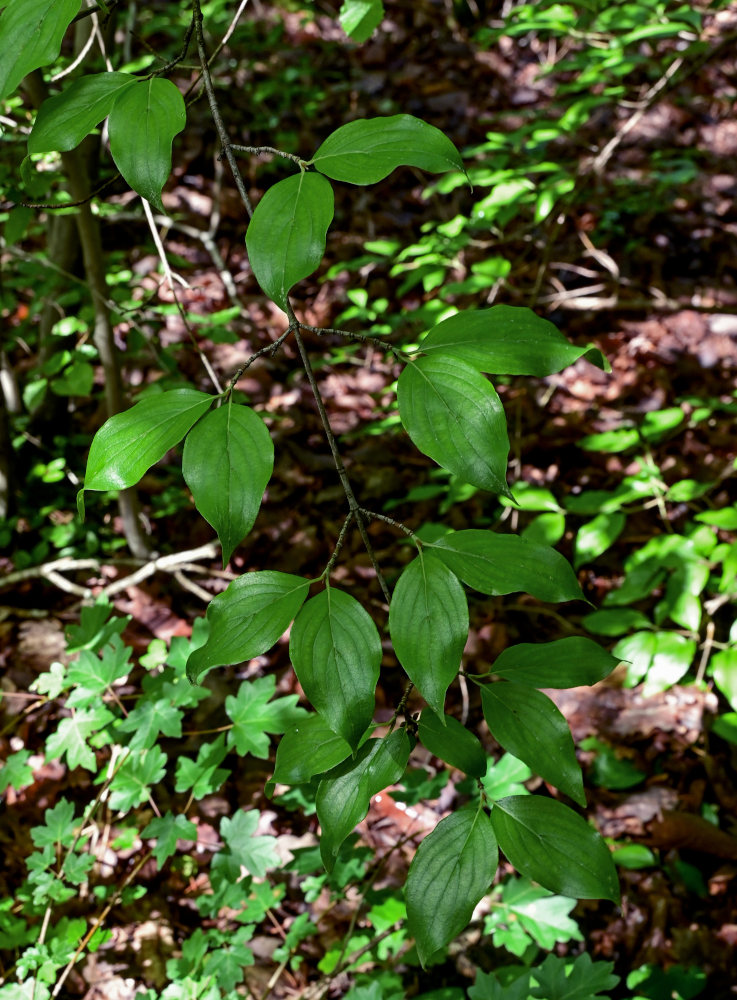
[108, 78, 186, 211]
[469, 969, 532, 1000]
[582, 608, 653, 636]
[573, 513, 625, 569]
[339, 0, 384, 42]
[45, 707, 114, 771]
[84, 388, 213, 492]
[492, 637, 619, 688]
[0, 751, 34, 793]
[398, 356, 511, 497]
[67, 636, 131, 694]
[182, 402, 274, 567]
[485, 877, 582, 954]
[389, 552, 468, 716]
[418, 710, 486, 777]
[175, 734, 230, 800]
[481, 754, 532, 800]
[108, 747, 167, 811]
[316, 729, 411, 869]
[186, 571, 310, 682]
[142, 813, 198, 870]
[289, 587, 381, 748]
[245, 172, 334, 311]
[612, 631, 696, 694]
[116, 698, 183, 751]
[31, 799, 77, 848]
[0, 0, 80, 103]
[311, 114, 464, 185]
[479, 683, 584, 805]
[28, 72, 136, 154]
[430, 530, 584, 603]
[419, 307, 608, 375]
[225, 675, 305, 758]
[710, 648, 737, 711]
[491, 796, 619, 902]
[218, 809, 280, 879]
[406, 808, 498, 967]
[531, 953, 619, 1000]
[272, 714, 352, 787]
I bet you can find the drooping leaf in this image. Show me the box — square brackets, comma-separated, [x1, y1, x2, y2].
[108, 77, 186, 211]
[186, 572, 310, 682]
[339, 0, 384, 41]
[419, 306, 609, 375]
[83, 388, 213, 492]
[245, 171, 334, 311]
[311, 113, 463, 185]
[0, 0, 81, 102]
[225, 675, 305, 759]
[182, 402, 274, 566]
[430, 530, 584, 603]
[480, 683, 584, 805]
[271, 714, 352, 786]
[29, 72, 137, 154]
[418, 709, 487, 778]
[289, 587, 381, 747]
[491, 796, 620, 902]
[389, 552, 469, 716]
[492, 637, 619, 688]
[406, 808, 498, 967]
[398, 356, 511, 497]
[316, 729, 411, 869]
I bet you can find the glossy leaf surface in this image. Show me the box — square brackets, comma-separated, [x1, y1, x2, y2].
[418, 710, 487, 777]
[271, 714, 352, 786]
[0, 0, 80, 102]
[311, 114, 464, 185]
[29, 72, 136, 154]
[431, 530, 584, 602]
[480, 683, 585, 805]
[182, 402, 273, 567]
[289, 587, 381, 747]
[317, 729, 410, 869]
[389, 552, 468, 716]
[492, 796, 620, 902]
[84, 389, 213, 492]
[339, 0, 384, 42]
[406, 808, 498, 967]
[186, 572, 310, 682]
[398, 356, 511, 497]
[492, 637, 619, 688]
[419, 306, 609, 375]
[108, 78, 186, 211]
[245, 172, 334, 311]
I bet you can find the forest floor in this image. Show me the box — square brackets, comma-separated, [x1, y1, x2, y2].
[3, 2, 737, 998]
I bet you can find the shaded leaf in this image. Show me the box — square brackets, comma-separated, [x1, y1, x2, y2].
[29, 72, 136, 154]
[245, 172, 334, 311]
[492, 637, 619, 688]
[271, 714, 352, 786]
[389, 552, 468, 716]
[491, 796, 620, 901]
[225, 675, 305, 758]
[398, 356, 511, 497]
[142, 813, 198, 870]
[217, 809, 279, 879]
[406, 808, 498, 967]
[418, 709, 486, 777]
[0, 0, 80, 102]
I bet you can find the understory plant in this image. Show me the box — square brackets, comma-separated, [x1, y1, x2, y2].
[0, 0, 642, 995]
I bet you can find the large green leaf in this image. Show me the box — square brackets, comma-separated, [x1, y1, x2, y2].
[492, 637, 619, 688]
[389, 552, 468, 716]
[0, 0, 80, 102]
[398, 356, 511, 497]
[419, 306, 609, 375]
[310, 114, 464, 185]
[29, 73, 137, 154]
[186, 572, 310, 682]
[182, 402, 273, 567]
[316, 729, 411, 869]
[406, 808, 498, 967]
[108, 78, 186, 211]
[245, 172, 334, 311]
[339, 0, 384, 42]
[491, 796, 620, 902]
[84, 388, 213, 492]
[418, 710, 487, 778]
[430, 530, 584, 603]
[289, 587, 381, 747]
[271, 714, 352, 787]
[480, 683, 584, 805]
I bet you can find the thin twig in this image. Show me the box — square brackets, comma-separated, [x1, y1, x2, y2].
[231, 144, 306, 167]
